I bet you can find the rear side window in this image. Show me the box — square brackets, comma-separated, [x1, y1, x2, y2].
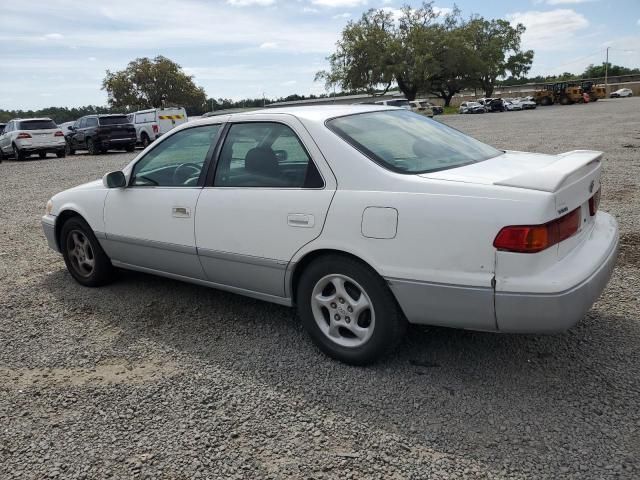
[99, 116, 129, 126]
[327, 110, 501, 174]
[214, 122, 323, 188]
[18, 120, 56, 130]
[135, 112, 156, 123]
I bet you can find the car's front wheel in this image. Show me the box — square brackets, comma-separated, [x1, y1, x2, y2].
[296, 255, 406, 365]
[60, 217, 115, 287]
[87, 138, 98, 155]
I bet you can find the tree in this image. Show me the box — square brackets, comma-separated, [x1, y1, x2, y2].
[315, 9, 397, 96]
[465, 17, 533, 97]
[582, 63, 640, 78]
[102, 56, 207, 113]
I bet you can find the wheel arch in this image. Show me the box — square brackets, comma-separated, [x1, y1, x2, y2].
[55, 209, 87, 250]
[287, 248, 386, 304]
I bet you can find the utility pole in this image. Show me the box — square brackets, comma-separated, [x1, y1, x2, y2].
[604, 47, 610, 95]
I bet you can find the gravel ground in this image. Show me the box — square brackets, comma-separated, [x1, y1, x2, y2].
[1, 98, 639, 479]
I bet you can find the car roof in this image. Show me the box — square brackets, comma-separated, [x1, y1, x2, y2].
[228, 104, 398, 123]
[12, 117, 54, 122]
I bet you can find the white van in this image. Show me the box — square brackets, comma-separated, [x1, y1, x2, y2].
[128, 107, 187, 148]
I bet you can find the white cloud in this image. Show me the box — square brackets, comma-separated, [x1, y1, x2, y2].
[226, 0, 275, 5]
[88, 56, 97, 61]
[281, 80, 297, 86]
[433, 6, 452, 16]
[303, 6, 319, 13]
[311, 0, 367, 7]
[332, 12, 351, 19]
[259, 41, 279, 49]
[43, 33, 64, 40]
[507, 9, 589, 51]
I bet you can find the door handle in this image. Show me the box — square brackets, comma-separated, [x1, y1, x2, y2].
[287, 214, 314, 228]
[172, 206, 191, 218]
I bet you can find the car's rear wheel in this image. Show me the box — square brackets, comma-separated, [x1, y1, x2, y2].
[141, 133, 151, 148]
[296, 255, 406, 365]
[125, 144, 135, 152]
[56, 150, 66, 158]
[39, 151, 47, 159]
[87, 138, 98, 155]
[13, 145, 25, 161]
[65, 142, 74, 155]
[60, 217, 115, 287]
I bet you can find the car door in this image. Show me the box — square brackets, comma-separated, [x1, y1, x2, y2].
[195, 117, 336, 299]
[73, 118, 87, 147]
[0, 121, 11, 153]
[102, 123, 222, 278]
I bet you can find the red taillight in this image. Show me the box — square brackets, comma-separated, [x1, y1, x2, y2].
[494, 207, 581, 253]
[152, 124, 159, 134]
[17, 133, 32, 139]
[54, 131, 64, 137]
[589, 188, 601, 216]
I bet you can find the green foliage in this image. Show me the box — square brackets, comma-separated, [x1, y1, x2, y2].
[102, 56, 207, 113]
[582, 63, 640, 78]
[0, 105, 112, 124]
[317, 3, 534, 105]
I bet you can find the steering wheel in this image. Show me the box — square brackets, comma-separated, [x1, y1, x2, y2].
[172, 163, 202, 185]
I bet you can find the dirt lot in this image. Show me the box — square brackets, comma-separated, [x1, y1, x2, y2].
[1, 98, 639, 479]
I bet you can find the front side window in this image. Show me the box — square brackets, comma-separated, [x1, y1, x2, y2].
[214, 122, 323, 188]
[131, 125, 220, 187]
[86, 117, 98, 127]
[327, 109, 501, 174]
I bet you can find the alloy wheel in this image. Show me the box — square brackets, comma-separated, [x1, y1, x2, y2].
[310, 274, 375, 348]
[66, 230, 95, 278]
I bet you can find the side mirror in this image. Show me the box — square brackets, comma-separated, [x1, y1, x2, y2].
[103, 171, 126, 188]
[69, 126, 75, 131]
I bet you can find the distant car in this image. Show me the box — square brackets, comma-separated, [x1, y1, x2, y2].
[504, 99, 523, 111]
[42, 105, 619, 365]
[66, 114, 136, 155]
[0, 123, 6, 135]
[516, 98, 537, 110]
[58, 121, 75, 135]
[459, 102, 486, 114]
[408, 100, 434, 117]
[128, 107, 188, 148]
[485, 99, 506, 113]
[610, 88, 633, 98]
[0, 118, 66, 160]
[413, 100, 443, 115]
[373, 99, 412, 110]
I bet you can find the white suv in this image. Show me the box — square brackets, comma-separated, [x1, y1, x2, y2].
[0, 118, 66, 160]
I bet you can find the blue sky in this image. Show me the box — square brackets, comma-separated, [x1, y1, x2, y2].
[0, 0, 638, 110]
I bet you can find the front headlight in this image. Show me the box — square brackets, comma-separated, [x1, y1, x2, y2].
[45, 199, 53, 215]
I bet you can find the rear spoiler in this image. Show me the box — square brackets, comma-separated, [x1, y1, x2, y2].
[494, 150, 602, 193]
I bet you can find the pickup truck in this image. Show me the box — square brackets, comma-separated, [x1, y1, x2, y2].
[66, 115, 136, 155]
[127, 107, 188, 148]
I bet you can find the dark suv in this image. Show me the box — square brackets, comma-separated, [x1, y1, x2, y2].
[66, 114, 136, 155]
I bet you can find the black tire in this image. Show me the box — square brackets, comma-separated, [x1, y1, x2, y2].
[13, 144, 25, 161]
[56, 150, 66, 158]
[296, 255, 406, 365]
[65, 142, 75, 155]
[60, 216, 115, 287]
[141, 133, 151, 148]
[87, 138, 98, 155]
[541, 96, 552, 106]
[125, 144, 135, 152]
[559, 96, 570, 106]
[100, 148, 108, 154]
[39, 151, 47, 159]
[0, 148, 5, 161]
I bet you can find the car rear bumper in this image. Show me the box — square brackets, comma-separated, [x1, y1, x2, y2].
[387, 212, 618, 334]
[42, 215, 59, 252]
[495, 212, 619, 333]
[98, 137, 136, 147]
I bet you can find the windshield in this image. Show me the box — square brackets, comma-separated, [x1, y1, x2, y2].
[326, 110, 502, 174]
[18, 120, 57, 130]
[99, 115, 129, 125]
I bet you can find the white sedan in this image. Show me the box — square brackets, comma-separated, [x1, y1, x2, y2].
[610, 88, 633, 98]
[42, 106, 619, 364]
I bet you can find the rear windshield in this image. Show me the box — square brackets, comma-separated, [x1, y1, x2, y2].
[18, 120, 57, 130]
[326, 110, 501, 174]
[99, 116, 130, 126]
